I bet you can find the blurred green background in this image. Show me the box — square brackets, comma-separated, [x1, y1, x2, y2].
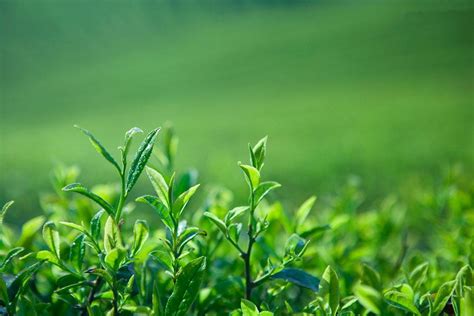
[1, 0, 473, 223]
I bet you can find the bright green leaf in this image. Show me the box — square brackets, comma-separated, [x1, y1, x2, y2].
[126, 128, 160, 194]
[42, 221, 61, 259]
[75, 125, 121, 173]
[63, 183, 115, 217]
[137, 195, 174, 230]
[131, 220, 149, 256]
[173, 184, 200, 217]
[253, 181, 281, 206]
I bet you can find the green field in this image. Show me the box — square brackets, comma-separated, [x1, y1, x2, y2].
[1, 0, 473, 223]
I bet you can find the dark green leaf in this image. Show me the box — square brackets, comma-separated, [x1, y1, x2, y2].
[165, 257, 206, 316]
[126, 128, 160, 194]
[70, 234, 86, 271]
[271, 268, 320, 291]
[90, 209, 105, 240]
[0, 247, 24, 270]
[62, 183, 115, 217]
[300, 224, 331, 239]
[8, 261, 43, 305]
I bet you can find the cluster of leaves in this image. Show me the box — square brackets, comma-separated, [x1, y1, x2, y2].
[0, 125, 473, 315]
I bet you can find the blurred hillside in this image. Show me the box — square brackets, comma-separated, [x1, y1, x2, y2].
[1, 0, 473, 223]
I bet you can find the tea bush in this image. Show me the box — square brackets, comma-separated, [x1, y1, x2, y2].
[0, 126, 472, 315]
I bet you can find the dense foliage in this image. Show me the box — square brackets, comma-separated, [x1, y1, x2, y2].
[0, 126, 472, 315]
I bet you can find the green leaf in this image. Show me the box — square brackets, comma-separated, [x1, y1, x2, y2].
[271, 268, 320, 291]
[121, 127, 143, 159]
[75, 125, 121, 173]
[361, 263, 382, 291]
[7, 261, 43, 306]
[224, 206, 249, 225]
[145, 167, 170, 209]
[384, 289, 420, 315]
[42, 221, 61, 259]
[36, 250, 59, 265]
[295, 196, 317, 230]
[431, 280, 456, 315]
[241, 299, 259, 316]
[131, 220, 149, 256]
[70, 234, 86, 271]
[126, 127, 160, 194]
[152, 280, 164, 316]
[253, 181, 281, 206]
[90, 209, 105, 240]
[285, 234, 307, 257]
[354, 284, 381, 315]
[300, 224, 331, 239]
[453, 265, 473, 314]
[177, 227, 206, 254]
[320, 266, 340, 316]
[408, 262, 429, 292]
[0, 200, 14, 225]
[104, 248, 126, 271]
[203, 212, 227, 235]
[0, 247, 24, 270]
[251, 136, 267, 171]
[0, 277, 8, 305]
[173, 184, 200, 217]
[228, 223, 242, 243]
[17, 216, 45, 248]
[103, 216, 123, 254]
[165, 257, 206, 316]
[63, 183, 115, 217]
[59, 221, 87, 234]
[239, 164, 260, 189]
[137, 195, 174, 230]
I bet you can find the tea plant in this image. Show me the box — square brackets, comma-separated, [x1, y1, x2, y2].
[0, 125, 473, 315]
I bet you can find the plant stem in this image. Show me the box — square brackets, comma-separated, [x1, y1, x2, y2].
[114, 174, 127, 222]
[244, 192, 256, 299]
[82, 277, 103, 316]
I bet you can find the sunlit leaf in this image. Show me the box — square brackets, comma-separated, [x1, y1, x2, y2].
[126, 127, 160, 194]
[75, 125, 121, 173]
[63, 183, 115, 217]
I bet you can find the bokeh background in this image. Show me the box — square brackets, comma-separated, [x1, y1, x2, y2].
[1, 0, 473, 224]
